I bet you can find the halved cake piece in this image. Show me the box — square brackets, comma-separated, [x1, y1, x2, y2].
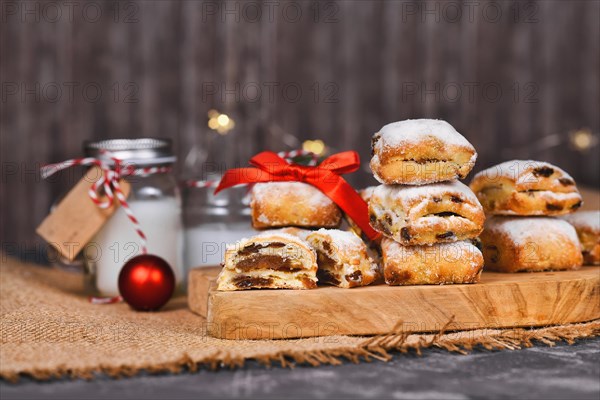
[217, 231, 318, 290]
[306, 229, 380, 288]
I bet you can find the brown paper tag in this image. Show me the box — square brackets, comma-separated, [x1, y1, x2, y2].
[36, 166, 131, 261]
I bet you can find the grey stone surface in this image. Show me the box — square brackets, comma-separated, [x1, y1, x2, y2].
[2, 339, 599, 400]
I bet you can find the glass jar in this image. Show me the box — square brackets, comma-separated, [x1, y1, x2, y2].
[83, 139, 183, 296]
[183, 174, 255, 270]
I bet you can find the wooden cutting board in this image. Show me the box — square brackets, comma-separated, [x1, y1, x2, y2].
[188, 266, 600, 340]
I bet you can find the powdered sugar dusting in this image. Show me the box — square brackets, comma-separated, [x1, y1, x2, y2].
[372, 180, 479, 205]
[485, 216, 580, 246]
[473, 160, 574, 184]
[376, 119, 473, 149]
[310, 228, 365, 251]
[560, 211, 600, 232]
[252, 182, 333, 208]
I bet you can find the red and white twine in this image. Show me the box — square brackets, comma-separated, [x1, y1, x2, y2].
[41, 148, 315, 304]
[186, 149, 318, 188]
[88, 295, 123, 305]
[41, 150, 170, 255]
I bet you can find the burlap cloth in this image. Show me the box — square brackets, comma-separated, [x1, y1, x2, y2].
[1, 257, 598, 382]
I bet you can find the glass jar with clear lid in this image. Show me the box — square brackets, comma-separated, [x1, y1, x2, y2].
[83, 138, 183, 296]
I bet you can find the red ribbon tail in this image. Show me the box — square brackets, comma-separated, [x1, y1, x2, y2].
[310, 172, 381, 241]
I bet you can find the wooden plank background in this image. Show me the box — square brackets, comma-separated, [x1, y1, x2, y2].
[1, 0, 599, 259]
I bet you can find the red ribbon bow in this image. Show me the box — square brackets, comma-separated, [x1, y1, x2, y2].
[215, 151, 380, 241]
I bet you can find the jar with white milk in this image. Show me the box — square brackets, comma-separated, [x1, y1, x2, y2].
[183, 176, 255, 271]
[83, 139, 183, 296]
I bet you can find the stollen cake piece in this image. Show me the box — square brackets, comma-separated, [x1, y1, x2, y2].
[381, 238, 483, 285]
[479, 216, 583, 272]
[250, 182, 342, 229]
[470, 160, 582, 216]
[306, 229, 380, 288]
[369, 180, 485, 246]
[560, 210, 600, 265]
[370, 119, 477, 185]
[217, 231, 318, 290]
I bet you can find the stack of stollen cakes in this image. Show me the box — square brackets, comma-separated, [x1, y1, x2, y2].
[470, 160, 585, 272]
[367, 119, 486, 285]
[216, 182, 380, 291]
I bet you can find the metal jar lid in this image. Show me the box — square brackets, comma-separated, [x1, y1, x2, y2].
[84, 138, 176, 166]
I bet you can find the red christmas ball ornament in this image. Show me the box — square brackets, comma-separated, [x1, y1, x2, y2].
[118, 254, 175, 311]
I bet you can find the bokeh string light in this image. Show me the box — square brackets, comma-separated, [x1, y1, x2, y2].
[302, 139, 326, 156]
[208, 109, 333, 158]
[502, 127, 598, 158]
[570, 128, 597, 151]
[207, 109, 235, 134]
